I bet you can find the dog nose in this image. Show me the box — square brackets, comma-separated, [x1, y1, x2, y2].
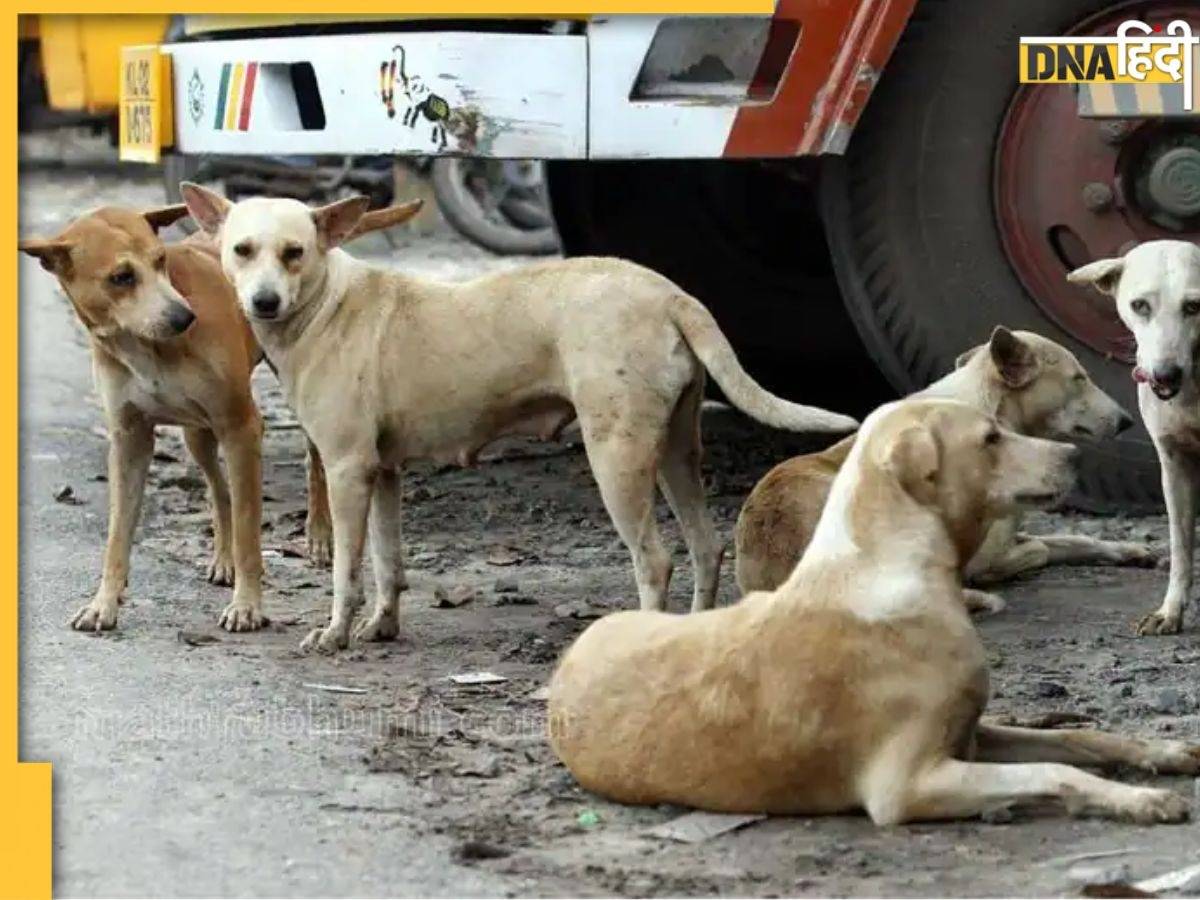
[166, 302, 195, 335]
[252, 290, 281, 318]
[1116, 411, 1135, 433]
[1151, 363, 1184, 399]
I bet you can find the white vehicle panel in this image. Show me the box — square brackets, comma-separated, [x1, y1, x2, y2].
[166, 32, 587, 158]
[587, 16, 758, 159]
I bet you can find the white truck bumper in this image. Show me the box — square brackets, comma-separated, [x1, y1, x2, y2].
[165, 31, 588, 158]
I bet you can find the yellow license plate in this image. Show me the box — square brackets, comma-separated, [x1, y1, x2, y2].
[119, 45, 173, 163]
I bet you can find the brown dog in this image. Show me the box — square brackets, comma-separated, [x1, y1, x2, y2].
[18, 202, 416, 631]
[735, 328, 1148, 604]
[550, 399, 1199, 825]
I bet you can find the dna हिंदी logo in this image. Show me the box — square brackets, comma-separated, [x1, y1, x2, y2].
[1020, 20, 1197, 113]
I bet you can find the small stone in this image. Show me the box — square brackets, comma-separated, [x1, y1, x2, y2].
[492, 594, 536, 607]
[493, 579, 519, 594]
[432, 585, 477, 608]
[53, 484, 83, 505]
[1033, 680, 1068, 700]
[452, 840, 509, 862]
[1152, 687, 1193, 715]
[486, 546, 521, 567]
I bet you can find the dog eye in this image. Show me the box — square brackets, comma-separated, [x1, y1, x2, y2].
[280, 245, 304, 264]
[153, 253, 167, 272]
[233, 241, 255, 259]
[1183, 299, 1200, 317]
[1130, 298, 1152, 317]
[107, 266, 137, 288]
[1073, 373, 1087, 384]
[984, 430, 1001, 446]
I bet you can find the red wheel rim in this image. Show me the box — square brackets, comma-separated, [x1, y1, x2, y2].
[995, 2, 1200, 364]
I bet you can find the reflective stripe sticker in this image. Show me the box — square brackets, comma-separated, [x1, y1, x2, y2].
[213, 63, 231, 129]
[238, 62, 258, 131]
[225, 63, 245, 131]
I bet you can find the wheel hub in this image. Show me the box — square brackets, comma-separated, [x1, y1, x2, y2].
[994, 2, 1200, 363]
[1143, 141, 1200, 222]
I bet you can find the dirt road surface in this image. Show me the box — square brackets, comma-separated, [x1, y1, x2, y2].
[18, 159, 1200, 897]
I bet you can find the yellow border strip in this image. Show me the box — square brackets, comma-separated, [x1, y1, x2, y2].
[6, 9, 53, 899]
[26, 1, 774, 11]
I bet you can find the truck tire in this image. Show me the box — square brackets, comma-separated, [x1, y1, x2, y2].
[431, 158, 560, 256]
[822, 0, 1197, 512]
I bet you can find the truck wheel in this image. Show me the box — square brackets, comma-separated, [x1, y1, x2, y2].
[822, 0, 1199, 512]
[431, 158, 560, 256]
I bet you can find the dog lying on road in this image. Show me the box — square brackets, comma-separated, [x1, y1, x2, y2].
[179, 183, 858, 653]
[550, 398, 1200, 824]
[1069, 239, 1200, 635]
[18, 203, 411, 631]
[735, 327, 1148, 608]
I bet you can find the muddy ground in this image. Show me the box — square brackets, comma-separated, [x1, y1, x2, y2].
[17, 147, 1200, 898]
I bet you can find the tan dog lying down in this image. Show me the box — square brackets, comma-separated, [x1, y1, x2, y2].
[550, 399, 1199, 824]
[17, 202, 416, 631]
[735, 328, 1150, 604]
[179, 184, 857, 653]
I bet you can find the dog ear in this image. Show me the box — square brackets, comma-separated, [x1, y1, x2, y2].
[142, 204, 192, 232]
[179, 182, 232, 234]
[988, 326, 1039, 389]
[312, 195, 371, 251]
[881, 424, 940, 505]
[348, 199, 424, 239]
[18, 238, 73, 277]
[1067, 257, 1124, 297]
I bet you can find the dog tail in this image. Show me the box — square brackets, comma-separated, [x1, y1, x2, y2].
[669, 293, 859, 434]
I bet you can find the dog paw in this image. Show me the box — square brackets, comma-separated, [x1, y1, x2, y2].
[306, 520, 333, 569]
[1116, 542, 1161, 568]
[207, 552, 236, 586]
[355, 610, 400, 643]
[1118, 787, 1191, 825]
[70, 601, 117, 632]
[963, 589, 1006, 616]
[1136, 610, 1183, 636]
[218, 601, 266, 632]
[300, 625, 348, 654]
[1146, 741, 1200, 776]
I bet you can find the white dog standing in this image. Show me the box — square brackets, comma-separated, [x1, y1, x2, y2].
[179, 184, 858, 652]
[1070, 240, 1200, 635]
